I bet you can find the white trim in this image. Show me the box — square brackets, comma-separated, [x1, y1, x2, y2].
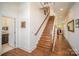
[69, 42, 79, 56]
[64, 35, 79, 56]
[52, 18, 57, 51]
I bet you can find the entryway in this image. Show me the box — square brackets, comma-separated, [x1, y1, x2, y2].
[0, 16, 16, 54]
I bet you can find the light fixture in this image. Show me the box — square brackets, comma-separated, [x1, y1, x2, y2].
[60, 8, 63, 11]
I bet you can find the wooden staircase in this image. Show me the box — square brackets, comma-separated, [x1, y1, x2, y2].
[31, 16, 55, 56]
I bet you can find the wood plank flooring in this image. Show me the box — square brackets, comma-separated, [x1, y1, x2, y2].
[1, 16, 76, 56]
[2, 48, 31, 56]
[50, 34, 77, 56]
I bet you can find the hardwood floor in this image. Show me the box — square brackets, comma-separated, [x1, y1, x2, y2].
[1, 16, 76, 56]
[2, 48, 32, 56]
[49, 34, 76, 56]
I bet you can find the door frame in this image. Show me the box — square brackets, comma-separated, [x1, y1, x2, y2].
[2, 16, 16, 50]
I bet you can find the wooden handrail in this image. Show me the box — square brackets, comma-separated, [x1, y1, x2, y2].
[35, 12, 50, 35]
[40, 2, 44, 7]
[52, 26, 57, 52]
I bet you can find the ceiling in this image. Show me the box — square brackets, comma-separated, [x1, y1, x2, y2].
[49, 2, 74, 18]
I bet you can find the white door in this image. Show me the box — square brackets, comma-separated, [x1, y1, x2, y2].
[0, 17, 2, 55]
[8, 17, 16, 48]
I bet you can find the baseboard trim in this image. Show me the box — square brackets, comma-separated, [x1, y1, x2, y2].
[71, 47, 79, 56]
[63, 35, 79, 56]
[68, 42, 78, 55]
[67, 40, 79, 56]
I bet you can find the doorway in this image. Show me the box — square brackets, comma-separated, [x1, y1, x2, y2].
[1, 16, 16, 54]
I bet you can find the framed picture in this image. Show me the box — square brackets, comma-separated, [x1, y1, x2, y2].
[75, 19, 79, 28]
[67, 20, 74, 32]
[21, 21, 26, 28]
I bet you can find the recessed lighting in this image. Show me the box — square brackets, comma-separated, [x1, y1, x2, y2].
[60, 8, 63, 11]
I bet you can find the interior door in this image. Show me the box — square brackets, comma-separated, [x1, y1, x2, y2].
[0, 17, 2, 55]
[8, 17, 16, 48]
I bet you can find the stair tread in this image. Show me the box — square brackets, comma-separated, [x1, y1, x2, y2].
[37, 46, 52, 52]
[40, 37, 51, 39]
[38, 40, 52, 45]
[37, 43, 52, 49]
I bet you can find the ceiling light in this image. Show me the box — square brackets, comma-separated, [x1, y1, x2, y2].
[60, 8, 63, 11]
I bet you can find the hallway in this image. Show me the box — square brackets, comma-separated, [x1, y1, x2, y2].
[2, 16, 76, 56]
[50, 34, 76, 56]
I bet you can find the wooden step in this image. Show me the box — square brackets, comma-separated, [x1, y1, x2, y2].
[37, 42, 52, 49]
[38, 39, 52, 45]
[40, 39, 51, 42]
[42, 34, 52, 37]
[40, 37, 52, 42]
[37, 46, 52, 52]
[42, 32, 51, 35]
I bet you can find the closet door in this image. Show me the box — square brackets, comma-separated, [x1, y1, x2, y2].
[8, 17, 16, 48]
[0, 17, 2, 55]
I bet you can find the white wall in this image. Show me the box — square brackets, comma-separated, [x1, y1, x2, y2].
[17, 3, 31, 52]
[0, 3, 21, 18]
[64, 2, 79, 55]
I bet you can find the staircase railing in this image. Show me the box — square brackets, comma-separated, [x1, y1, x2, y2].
[34, 3, 50, 35]
[35, 12, 49, 35]
[52, 20, 57, 52]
